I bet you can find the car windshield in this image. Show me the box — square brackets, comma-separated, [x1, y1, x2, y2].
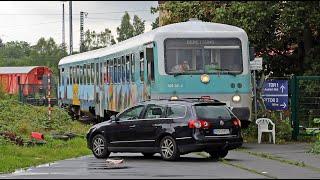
[165, 38, 243, 75]
[194, 105, 231, 120]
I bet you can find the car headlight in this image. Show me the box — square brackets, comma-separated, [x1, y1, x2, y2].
[232, 95, 241, 102]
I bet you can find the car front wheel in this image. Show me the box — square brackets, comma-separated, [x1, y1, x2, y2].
[160, 136, 180, 161]
[91, 134, 110, 159]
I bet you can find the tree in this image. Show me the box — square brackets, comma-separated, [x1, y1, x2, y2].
[0, 38, 3, 48]
[116, 11, 134, 42]
[151, 17, 159, 30]
[83, 28, 115, 51]
[133, 15, 145, 36]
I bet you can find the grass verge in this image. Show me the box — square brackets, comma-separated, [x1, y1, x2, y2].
[0, 137, 91, 174]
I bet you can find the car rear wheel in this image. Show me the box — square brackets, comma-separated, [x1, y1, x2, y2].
[91, 134, 110, 159]
[208, 150, 228, 159]
[142, 153, 155, 158]
[160, 136, 180, 161]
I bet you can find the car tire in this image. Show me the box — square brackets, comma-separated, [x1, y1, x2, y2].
[208, 150, 228, 159]
[218, 150, 228, 158]
[142, 153, 155, 158]
[159, 136, 180, 161]
[91, 134, 110, 159]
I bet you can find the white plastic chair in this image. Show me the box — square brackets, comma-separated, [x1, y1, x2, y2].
[256, 118, 275, 144]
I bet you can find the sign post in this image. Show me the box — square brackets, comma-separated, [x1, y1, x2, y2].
[262, 80, 289, 111]
[250, 58, 263, 121]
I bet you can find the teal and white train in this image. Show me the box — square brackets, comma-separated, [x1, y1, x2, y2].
[58, 19, 253, 127]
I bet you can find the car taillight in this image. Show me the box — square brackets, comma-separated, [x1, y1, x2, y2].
[232, 118, 241, 127]
[188, 120, 210, 129]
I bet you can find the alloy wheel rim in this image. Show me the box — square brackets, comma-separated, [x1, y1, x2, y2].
[161, 138, 174, 159]
[93, 137, 105, 156]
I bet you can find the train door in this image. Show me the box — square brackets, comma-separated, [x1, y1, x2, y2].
[93, 60, 100, 117]
[94, 60, 104, 118]
[144, 42, 155, 99]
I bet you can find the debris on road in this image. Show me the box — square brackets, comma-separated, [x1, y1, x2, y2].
[105, 159, 125, 169]
[51, 132, 82, 141]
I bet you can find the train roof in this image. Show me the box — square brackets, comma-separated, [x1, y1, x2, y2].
[58, 19, 247, 66]
[0, 66, 41, 74]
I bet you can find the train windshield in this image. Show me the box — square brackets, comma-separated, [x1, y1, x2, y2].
[165, 38, 243, 75]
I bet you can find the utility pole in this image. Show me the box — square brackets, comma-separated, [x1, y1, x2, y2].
[62, 2, 66, 50]
[80, 11, 88, 53]
[69, 1, 73, 55]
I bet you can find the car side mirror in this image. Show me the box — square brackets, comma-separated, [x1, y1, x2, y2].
[249, 46, 255, 61]
[110, 115, 118, 122]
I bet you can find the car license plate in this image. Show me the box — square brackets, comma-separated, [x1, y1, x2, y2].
[213, 129, 230, 135]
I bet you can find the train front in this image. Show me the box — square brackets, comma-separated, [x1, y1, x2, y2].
[151, 28, 252, 128]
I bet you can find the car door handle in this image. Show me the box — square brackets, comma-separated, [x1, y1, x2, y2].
[129, 125, 136, 128]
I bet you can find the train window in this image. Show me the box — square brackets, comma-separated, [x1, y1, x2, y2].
[85, 64, 88, 85]
[131, 54, 135, 82]
[77, 65, 80, 84]
[79, 66, 83, 85]
[140, 51, 144, 82]
[71, 66, 74, 84]
[126, 55, 130, 82]
[68, 67, 71, 85]
[113, 59, 116, 83]
[122, 56, 126, 83]
[91, 63, 94, 85]
[117, 58, 121, 83]
[146, 47, 155, 82]
[109, 60, 113, 84]
[100, 62, 103, 86]
[95, 63, 99, 85]
[104, 61, 108, 84]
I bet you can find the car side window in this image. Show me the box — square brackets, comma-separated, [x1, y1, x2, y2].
[118, 105, 144, 121]
[144, 104, 166, 119]
[166, 105, 187, 118]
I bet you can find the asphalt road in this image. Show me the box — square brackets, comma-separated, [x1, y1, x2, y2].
[1, 148, 320, 179]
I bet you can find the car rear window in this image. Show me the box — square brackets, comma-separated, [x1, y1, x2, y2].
[194, 105, 231, 120]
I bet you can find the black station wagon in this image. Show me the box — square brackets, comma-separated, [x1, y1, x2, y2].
[86, 98, 243, 161]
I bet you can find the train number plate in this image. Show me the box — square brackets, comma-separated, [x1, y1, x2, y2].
[213, 129, 230, 135]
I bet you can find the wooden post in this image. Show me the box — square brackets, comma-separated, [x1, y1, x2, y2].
[48, 73, 51, 122]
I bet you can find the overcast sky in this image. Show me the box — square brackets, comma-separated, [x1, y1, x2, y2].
[0, 1, 159, 52]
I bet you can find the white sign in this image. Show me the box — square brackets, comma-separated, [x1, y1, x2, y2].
[250, 57, 263, 71]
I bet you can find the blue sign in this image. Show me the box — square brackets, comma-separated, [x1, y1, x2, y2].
[261, 80, 288, 110]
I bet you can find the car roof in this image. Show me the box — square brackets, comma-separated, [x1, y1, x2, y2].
[139, 98, 227, 106]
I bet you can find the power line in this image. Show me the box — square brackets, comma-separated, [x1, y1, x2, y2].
[0, 10, 151, 16]
[0, 21, 61, 29]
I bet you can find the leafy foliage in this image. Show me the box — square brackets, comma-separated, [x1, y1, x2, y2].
[117, 11, 135, 42]
[82, 28, 116, 52]
[116, 12, 146, 42]
[0, 96, 90, 139]
[133, 15, 145, 36]
[0, 38, 67, 79]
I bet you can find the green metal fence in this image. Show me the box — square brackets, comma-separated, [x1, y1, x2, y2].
[290, 76, 320, 140]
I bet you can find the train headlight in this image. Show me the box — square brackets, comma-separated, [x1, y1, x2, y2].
[232, 95, 241, 102]
[170, 96, 179, 100]
[200, 74, 210, 84]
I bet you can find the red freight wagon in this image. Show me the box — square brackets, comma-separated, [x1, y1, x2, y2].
[0, 66, 52, 95]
